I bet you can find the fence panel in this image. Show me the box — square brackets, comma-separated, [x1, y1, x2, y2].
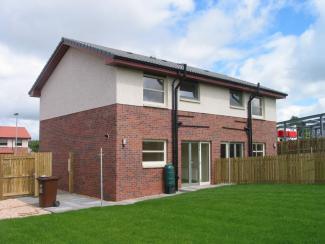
[278, 138, 325, 155]
[0, 152, 52, 199]
[215, 152, 325, 184]
[33, 152, 52, 196]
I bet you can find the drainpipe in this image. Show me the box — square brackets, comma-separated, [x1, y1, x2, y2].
[246, 83, 260, 157]
[172, 64, 187, 191]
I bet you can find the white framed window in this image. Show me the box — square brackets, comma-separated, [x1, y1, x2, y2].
[142, 140, 166, 168]
[143, 75, 165, 104]
[253, 143, 265, 157]
[180, 80, 199, 101]
[230, 90, 244, 108]
[252, 97, 263, 117]
[0, 139, 7, 146]
[220, 142, 244, 158]
[16, 139, 23, 147]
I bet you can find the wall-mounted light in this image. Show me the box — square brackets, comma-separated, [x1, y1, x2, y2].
[122, 138, 127, 147]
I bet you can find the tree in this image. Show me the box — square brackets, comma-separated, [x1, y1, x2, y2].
[28, 140, 39, 152]
[289, 116, 310, 139]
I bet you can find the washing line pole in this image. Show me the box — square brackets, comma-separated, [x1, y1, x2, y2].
[100, 147, 103, 207]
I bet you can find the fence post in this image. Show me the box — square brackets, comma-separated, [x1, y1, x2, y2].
[34, 153, 39, 197]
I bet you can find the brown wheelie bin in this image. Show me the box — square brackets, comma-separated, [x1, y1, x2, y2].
[37, 176, 60, 208]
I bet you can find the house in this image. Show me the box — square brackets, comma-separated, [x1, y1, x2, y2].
[29, 38, 287, 201]
[0, 126, 31, 154]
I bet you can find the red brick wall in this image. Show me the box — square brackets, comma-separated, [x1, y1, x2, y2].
[40, 105, 118, 200]
[115, 104, 277, 201]
[40, 104, 277, 201]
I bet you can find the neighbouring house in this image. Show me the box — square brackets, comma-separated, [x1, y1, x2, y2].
[0, 126, 31, 154]
[29, 38, 287, 201]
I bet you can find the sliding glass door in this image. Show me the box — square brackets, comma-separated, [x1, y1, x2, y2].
[181, 142, 210, 185]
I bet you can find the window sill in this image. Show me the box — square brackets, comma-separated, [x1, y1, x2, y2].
[142, 161, 166, 168]
[180, 98, 200, 104]
[143, 102, 168, 109]
[230, 105, 245, 110]
[252, 115, 264, 120]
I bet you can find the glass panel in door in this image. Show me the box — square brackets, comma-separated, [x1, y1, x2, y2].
[181, 143, 189, 183]
[201, 143, 210, 182]
[191, 143, 200, 184]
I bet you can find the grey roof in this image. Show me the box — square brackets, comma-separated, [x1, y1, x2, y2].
[62, 37, 287, 97]
[28, 37, 285, 98]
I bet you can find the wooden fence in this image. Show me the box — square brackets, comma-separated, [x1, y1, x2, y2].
[215, 152, 325, 184]
[278, 138, 325, 155]
[0, 152, 52, 199]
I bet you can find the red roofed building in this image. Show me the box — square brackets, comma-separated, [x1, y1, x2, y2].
[0, 126, 31, 154]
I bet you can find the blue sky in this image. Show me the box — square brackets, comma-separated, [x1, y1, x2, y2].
[0, 0, 324, 139]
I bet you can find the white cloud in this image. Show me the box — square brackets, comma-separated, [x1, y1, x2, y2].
[0, 0, 324, 138]
[234, 0, 325, 121]
[0, 42, 43, 138]
[0, 0, 195, 57]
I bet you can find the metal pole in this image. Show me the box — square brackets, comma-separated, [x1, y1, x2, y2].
[100, 147, 103, 207]
[320, 115, 324, 137]
[228, 156, 231, 184]
[14, 113, 19, 154]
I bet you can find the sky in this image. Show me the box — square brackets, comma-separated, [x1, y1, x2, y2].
[0, 0, 324, 139]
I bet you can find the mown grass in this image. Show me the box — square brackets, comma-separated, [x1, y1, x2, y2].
[0, 184, 324, 243]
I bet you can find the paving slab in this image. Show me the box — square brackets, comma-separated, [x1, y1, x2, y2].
[0, 199, 50, 220]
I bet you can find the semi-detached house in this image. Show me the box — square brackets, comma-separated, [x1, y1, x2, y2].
[29, 38, 287, 201]
[0, 126, 31, 154]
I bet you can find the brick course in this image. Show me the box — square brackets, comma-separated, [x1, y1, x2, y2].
[40, 104, 277, 201]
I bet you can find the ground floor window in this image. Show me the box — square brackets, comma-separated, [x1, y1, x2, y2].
[253, 143, 265, 157]
[142, 140, 166, 168]
[16, 139, 23, 146]
[220, 142, 244, 158]
[0, 139, 7, 146]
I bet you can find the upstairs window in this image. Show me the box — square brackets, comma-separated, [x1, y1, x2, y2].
[0, 139, 7, 146]
[252, 97, 263, 116]
[180, 80, 199, 100]
[143, 76, 165, 104]
[230, 90, 244, 107]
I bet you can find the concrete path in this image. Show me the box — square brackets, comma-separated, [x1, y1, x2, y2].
[3, 184, 231, 216]
[18, 190, 182, 213]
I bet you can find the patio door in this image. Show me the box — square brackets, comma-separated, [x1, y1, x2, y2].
[181, 142, 210, 185]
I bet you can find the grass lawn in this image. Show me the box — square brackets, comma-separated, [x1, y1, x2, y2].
[0, 184, 324, 243]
